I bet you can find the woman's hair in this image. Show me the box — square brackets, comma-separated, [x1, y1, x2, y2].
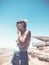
[16, 21, 27, 28]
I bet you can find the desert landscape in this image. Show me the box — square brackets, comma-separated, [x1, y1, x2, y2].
[0, 45, 49, 65]
[28, 45, 49, 65]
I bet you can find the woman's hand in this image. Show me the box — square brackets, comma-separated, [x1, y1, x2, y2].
[17, 31, 22, 38]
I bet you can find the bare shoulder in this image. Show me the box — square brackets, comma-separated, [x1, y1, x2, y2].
[25, 30, 31, 35]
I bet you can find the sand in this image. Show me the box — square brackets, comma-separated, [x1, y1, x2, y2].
[0, 48, 49, 65]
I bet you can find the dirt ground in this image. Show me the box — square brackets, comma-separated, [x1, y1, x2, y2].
[29, 56, 49, 65]
[0, 48, 49, 65]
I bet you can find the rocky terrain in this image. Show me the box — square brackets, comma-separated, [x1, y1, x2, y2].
[0, 46, 49, 65]
[28, 46, 49, 62]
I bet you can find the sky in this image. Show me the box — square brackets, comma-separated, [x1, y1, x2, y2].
[0, 0, 49, 48]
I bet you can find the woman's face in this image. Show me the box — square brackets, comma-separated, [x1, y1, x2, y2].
[17, 23, 24, 31]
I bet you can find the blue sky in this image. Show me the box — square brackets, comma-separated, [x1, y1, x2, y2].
[0, 0, 49, 48]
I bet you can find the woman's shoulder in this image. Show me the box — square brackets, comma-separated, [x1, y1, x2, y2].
[25, 30, 31, 35]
